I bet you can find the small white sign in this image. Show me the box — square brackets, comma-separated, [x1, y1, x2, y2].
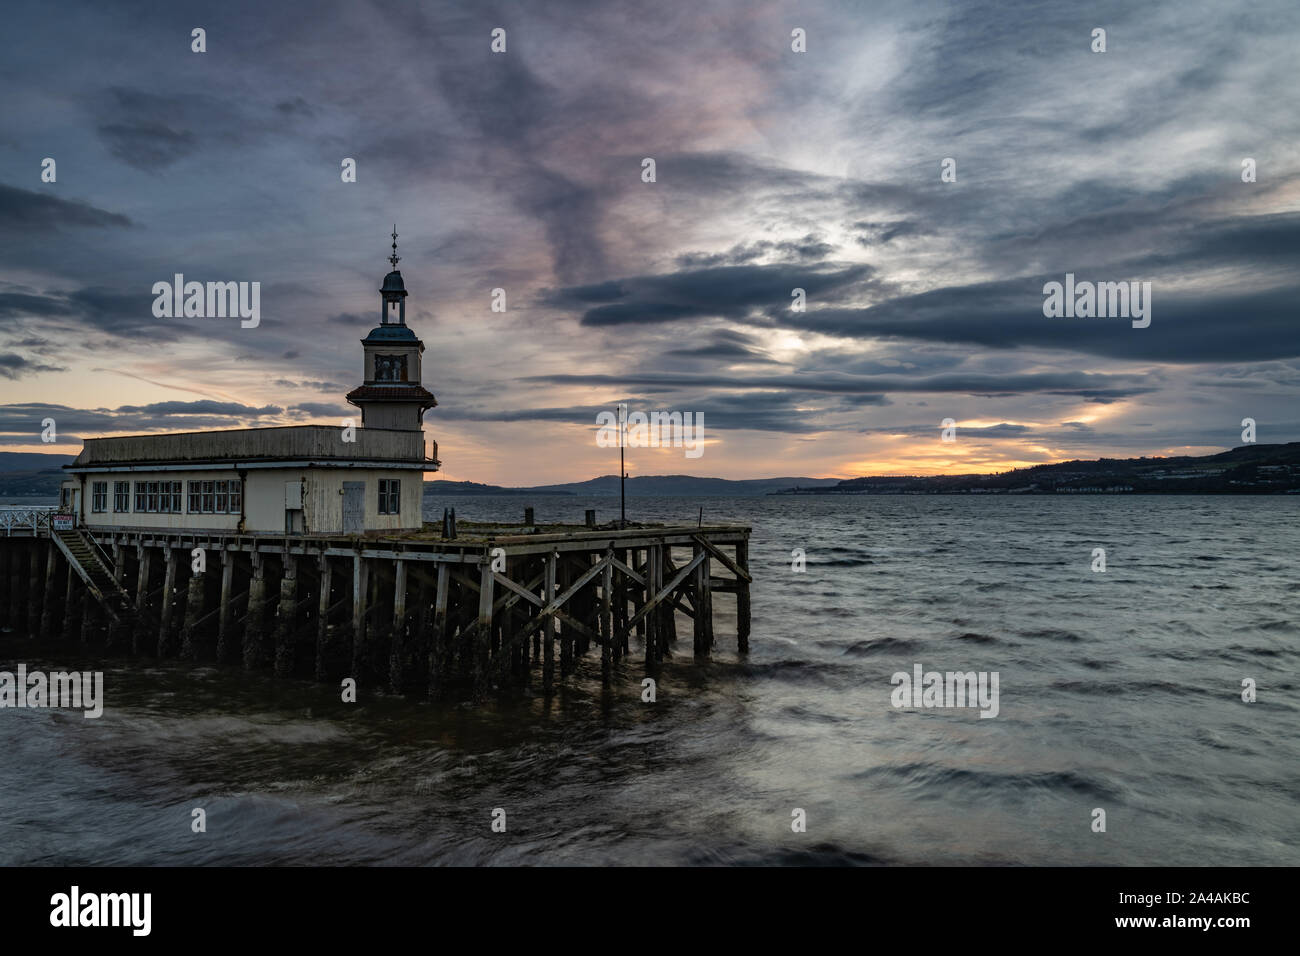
[53, 513, 74, 531]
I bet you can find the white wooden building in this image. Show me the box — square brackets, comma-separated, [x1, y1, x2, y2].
[61, 236, 439, 534]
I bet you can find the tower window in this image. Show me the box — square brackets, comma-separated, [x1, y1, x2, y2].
[378, 479, 400, 515]
[91, 481, 108, 513]
[375, 354, 408, 382]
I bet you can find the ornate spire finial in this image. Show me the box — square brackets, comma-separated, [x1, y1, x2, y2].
[389, 225, 400, 270]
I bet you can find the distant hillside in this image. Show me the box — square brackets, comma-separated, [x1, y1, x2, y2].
[779, 443, 1300, 495]
[426, 475, 841, 496]
[0, 451, 74, 496]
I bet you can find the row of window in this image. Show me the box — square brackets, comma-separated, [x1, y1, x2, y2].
[87, 479, 403, 515]
[90, 480, 243, 514]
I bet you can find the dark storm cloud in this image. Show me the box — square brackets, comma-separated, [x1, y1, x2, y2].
[437, 390, 885, 434]
[288, 402, 348, 417]
[664, 330, 780, 363]
[859, 422, 1033, 438]
[0, 353, 65, 379]
[676, 234, 837, 268]
[66, 287, 180, 341]
[275, 97, 315, 117]
[96, 121, 197, 171]
[91, 86, 274, 172]
[0, 401, 287, 441]
[114, 401, 283, 417]
[790, 276, 1300, 363]
[525, 369, 1150, 401]
[273, 379, 348, 393]
[551, 262, 879, 327]
[0, 286, 218, 343]
[0, 184, 132, 234]
[852, 220, 934, 246]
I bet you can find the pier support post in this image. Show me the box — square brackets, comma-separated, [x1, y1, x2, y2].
[133, 545, 152, 654]
[559, 557, 573, 676]
[661, 546, 678, 654]
[216, 550, 235, 663]
[474, 562, 494, 701]
[736, 540, 750, 653]
[80, 587, 97, 644]
[543, 550, 556, 691]
[601, 548, 613, 685]
[350, 554, 367, 681]
[158, 548, 179, 657]
[274, 554, 297, 677]
[39, 543, 59, 638]
[7, 545, 17, 629]
[315, 554, 332, 681]
[26, 544, 43, 637]
[244, 552, 266, 670]
[180, 558, 207, 660]
[62, 558, 80, 640]
[644, 546, 660, 666]
[106, 542, 130, 651]
[389, 558, 407, 692]
[615, 549, 629, 657]
[632, 549, 646, 651]
[9, 543, 26, 634]
[0, 546, 9, 630]
[693, 544, 712, 658]
[428, 563, 449, 700]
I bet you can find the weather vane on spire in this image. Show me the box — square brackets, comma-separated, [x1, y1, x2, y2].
[389, 224, 400, 270]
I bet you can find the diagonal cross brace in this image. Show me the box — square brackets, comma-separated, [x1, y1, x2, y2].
[626, 549, 705, 631]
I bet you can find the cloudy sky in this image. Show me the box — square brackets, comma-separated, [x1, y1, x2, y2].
[2, 0, 1298, 483]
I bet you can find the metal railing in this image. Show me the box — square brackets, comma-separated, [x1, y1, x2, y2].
[0, 506, 59, 536]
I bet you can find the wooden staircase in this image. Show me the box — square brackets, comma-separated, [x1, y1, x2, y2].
[52, 529, 133, 626]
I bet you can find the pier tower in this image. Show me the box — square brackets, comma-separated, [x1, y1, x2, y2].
[346, 227, 437, 431]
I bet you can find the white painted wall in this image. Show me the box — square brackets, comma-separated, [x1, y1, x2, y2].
[75, 467, 425, 533]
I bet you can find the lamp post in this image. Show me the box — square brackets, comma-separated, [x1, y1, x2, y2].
[618, 402, 627, 528]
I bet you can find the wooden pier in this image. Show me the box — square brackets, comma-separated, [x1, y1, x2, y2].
[0, 515, 752, 700]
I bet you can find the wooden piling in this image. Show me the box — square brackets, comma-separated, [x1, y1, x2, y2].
[133, 545, 151, 654]
[543, 550, 556, 691]
[474, 562, 494, 700]
[390, 558, 407, 691]
[315, 554, 332, 680]
[693, 543, 712, 658]
[62, 557, 80, 640]
[180, 558, 207, 659]
[39, 543, 59, 638]
[216, 550, 235, 662]
[79, 587, 97, 644]
[601, 547, 613, 685]
[428, 562, 449, 700]
[274, 553, 297, 677]
[244, 552, 266, 670]
[350, 554, 366, 680]
[158, 548, 179, 657]
[26, 544, 42, 637]
[736, 540, 750, 653]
